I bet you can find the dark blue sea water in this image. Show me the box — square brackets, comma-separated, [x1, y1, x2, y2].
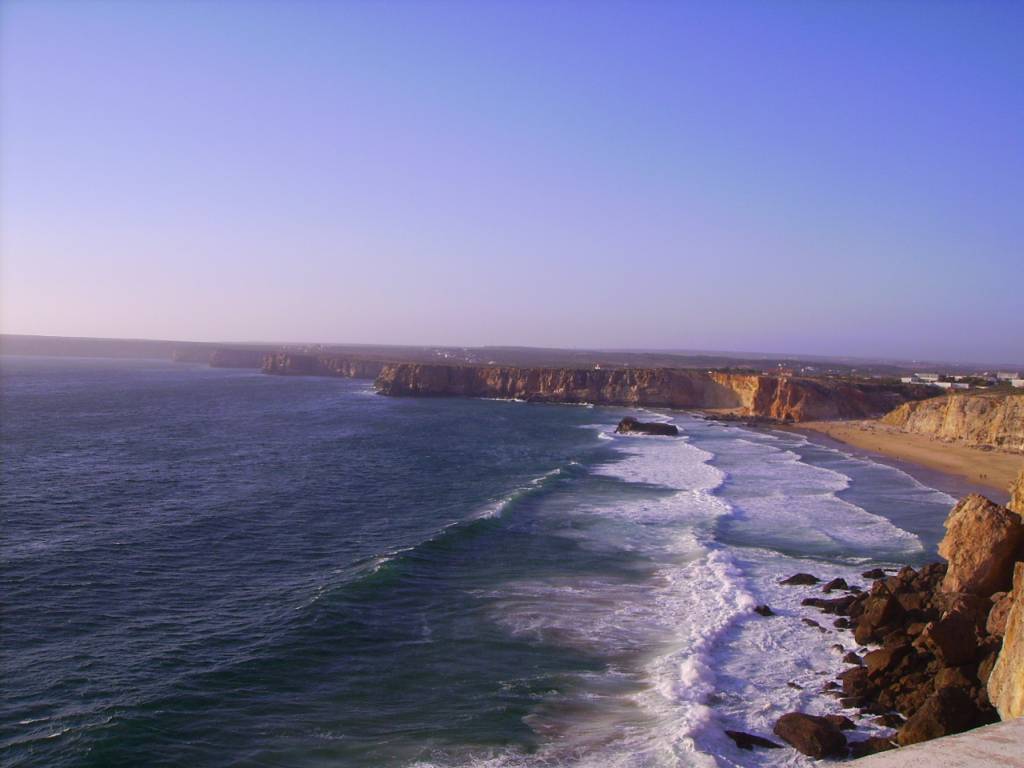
[1, 357, 955, 768]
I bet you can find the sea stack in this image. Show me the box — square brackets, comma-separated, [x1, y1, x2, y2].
[614, 417, 679, 436]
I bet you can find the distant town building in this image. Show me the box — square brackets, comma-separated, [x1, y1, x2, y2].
[996, 372, 1020, 380]
[916, 373, 940, 382]
[1012, 379, 1024, 388]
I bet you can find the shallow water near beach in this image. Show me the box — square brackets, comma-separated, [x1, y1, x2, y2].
[1, 357, 955, 768]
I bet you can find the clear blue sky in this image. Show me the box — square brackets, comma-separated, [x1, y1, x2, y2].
[2, 1, 1021, 364]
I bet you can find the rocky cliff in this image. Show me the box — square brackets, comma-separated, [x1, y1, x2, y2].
[373, 364, 931, 422]
[987, 469, 1024, 720]
[262, 353, 385, 380]
[209, 348, 269, 368]
[881, 393, 1024, 453]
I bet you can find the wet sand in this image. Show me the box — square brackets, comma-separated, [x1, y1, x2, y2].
[793, 420, 1021, 503]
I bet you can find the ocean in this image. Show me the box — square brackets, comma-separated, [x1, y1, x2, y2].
[0, 357, 956, 768]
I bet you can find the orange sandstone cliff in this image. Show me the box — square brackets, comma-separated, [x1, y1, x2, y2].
[881, 393, 1024, 453]
[373, 364, 931, 422]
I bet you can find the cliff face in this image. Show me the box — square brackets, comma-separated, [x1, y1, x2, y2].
[262, 353, 384, 380]
[374, 364, 929, 422]
[881, 393, 1024, 453]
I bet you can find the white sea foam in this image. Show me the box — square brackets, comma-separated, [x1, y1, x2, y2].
[466, 413, 925, 767]
[416, 411, 931, 767]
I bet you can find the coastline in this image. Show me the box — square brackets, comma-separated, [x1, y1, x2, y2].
[788, 420, 1020, 505]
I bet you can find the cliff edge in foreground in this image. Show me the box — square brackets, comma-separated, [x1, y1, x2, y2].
[881, 392, 1024, 453]
[374, 363, 932, 422]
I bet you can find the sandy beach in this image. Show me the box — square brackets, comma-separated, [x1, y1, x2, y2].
[795, 420, 1023, 499]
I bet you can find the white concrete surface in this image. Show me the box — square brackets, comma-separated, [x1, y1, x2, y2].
[853, 717, 1024, 766]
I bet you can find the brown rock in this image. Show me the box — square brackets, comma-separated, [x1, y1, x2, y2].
[865, 645, 913, 680]
[848, 736, 896, 757]
[862, 568, 887, 579]
[938, 592, 993, 628]
[855, 594, 903, 644]
[773, 712, 847, 758]
[938, 494, 1024, 597]
[724, 730, 782, 750]
[823, 577, 848, 592]
[919, 613, 980, 666]
[871, 713, 905, 728]
[933, 666, 975, 691]
[987, 591, 1011, 636]
[897, 686, 986, 745]
[838, 666, 872, 696]
[780, 573, 820, 585]
[753, 604, 774, 617]
[824, 714, 855, 730]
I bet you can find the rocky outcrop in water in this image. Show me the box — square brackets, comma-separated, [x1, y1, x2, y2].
[262, 353, 385, 379]
[614, 417, 679, 436]
[374, 364, 931, 422]
[881, 393, 1024, 452]
[773, 713, 847, 757]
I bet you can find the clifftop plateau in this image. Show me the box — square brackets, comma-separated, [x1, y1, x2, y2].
[373, 363, 933, 422]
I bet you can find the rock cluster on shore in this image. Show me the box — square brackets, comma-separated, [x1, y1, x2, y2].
[731, 468, 1024, 760]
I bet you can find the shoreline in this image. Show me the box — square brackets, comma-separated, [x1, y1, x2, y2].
[787, 420, 1020, 505]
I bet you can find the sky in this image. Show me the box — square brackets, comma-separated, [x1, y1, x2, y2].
[1, 1, 1022, 365]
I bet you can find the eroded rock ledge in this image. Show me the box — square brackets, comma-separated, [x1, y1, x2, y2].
[373, 363, 932, 423]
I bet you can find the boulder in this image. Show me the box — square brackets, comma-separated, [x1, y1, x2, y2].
[724, 730, 782, 750]
[865, 644, 913, 679]
[838, 666, 872, 696]
[773, 712, 847, 758]
[918, 613, 980, 666]
[823, 577, 848, 592]
[862, 568, 887, 579]
[753, 604, 774, 616]
[938, 494, 1024, 596]
[780, 573, 820, 585]
[848, 737, 896, 757]
[614, 417, 679, 436]
[855, 594, 903, 645]
[897, 686, 986, 745]
[803, 594, 857, 614]
[988, 562, 1024, 720]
